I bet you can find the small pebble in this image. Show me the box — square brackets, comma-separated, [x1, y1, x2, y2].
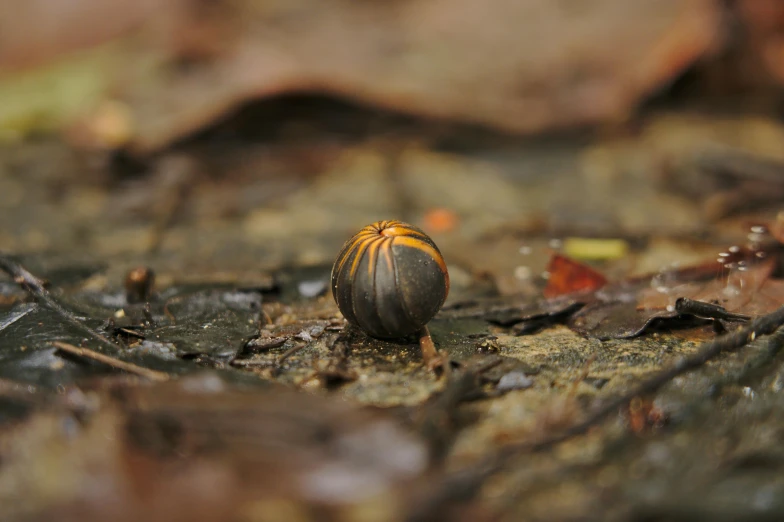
[497, 371, 533, 392]
[298, 279, 327, 298]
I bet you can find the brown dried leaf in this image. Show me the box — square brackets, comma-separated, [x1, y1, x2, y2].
[0, 0, 719, 152]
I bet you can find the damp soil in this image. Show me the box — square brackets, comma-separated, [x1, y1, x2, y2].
[1, 105, 784, 521]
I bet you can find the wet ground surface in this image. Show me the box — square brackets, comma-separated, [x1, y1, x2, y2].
[1, 102, 784, 521]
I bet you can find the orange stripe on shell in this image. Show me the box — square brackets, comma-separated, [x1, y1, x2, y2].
[391, 236, 449, 291]
[335, 234, 376, 282]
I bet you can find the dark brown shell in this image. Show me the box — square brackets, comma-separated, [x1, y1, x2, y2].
[331, 220, 450, 339]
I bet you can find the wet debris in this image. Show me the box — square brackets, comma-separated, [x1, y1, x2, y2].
[0, 375, 455, 522]
[623, 396, 668, 434]
[3, 207, 784, 521]
[475, 336, 499, 354]
[243, 335, 287, 352]
[445, 223, 784, 341]
[240, 320, 329, 354]
[306, 352, 358, 389]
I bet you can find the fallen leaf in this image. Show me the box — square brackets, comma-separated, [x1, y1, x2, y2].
[543, 253, 608, 299]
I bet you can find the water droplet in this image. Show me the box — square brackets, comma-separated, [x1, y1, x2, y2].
[722, 282, 741, 298]
[650, 265, 680, 294]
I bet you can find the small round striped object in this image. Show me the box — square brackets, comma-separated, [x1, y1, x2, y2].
[331, 220, 450, 338]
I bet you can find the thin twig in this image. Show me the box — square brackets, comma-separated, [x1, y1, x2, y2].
[229, 358, 275, 368]
[52, 341, 169, 382]
[419, 325, 450, 376]
[0, 254, 120, 351]
[277, 342, 307, 364]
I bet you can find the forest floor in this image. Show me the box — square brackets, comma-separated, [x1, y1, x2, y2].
[1, 98, 784, 521]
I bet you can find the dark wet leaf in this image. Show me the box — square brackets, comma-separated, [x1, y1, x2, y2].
[484, 298, 584, 327]
[140, 288, 264, 360]
[569, 301, 693, 340]
[0, 303, 121, 387]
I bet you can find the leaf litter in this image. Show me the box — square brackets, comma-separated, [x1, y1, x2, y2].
[3, 115, 784, 520]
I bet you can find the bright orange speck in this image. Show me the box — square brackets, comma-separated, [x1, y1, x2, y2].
[423, 208, 458, 234]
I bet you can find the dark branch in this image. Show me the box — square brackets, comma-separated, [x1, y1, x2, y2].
[0, 253, 121, 352]
[52, 341, 169, 382]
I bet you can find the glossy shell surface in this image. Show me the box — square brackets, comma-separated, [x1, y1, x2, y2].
[331, 220, 450, 338]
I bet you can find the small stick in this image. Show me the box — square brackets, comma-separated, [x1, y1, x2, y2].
[277, 342, 307, 365]
[52, 341, 169, 382]
[419, 325, 450, 377]
[0, 254, 120, 352]
[229, 358, 275, 368]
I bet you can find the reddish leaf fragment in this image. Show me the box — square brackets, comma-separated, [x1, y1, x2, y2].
[543, 254, 608, 299]
[624, 397, 668, 434]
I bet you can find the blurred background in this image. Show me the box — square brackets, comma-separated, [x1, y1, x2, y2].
[1, 0, 783, 285]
